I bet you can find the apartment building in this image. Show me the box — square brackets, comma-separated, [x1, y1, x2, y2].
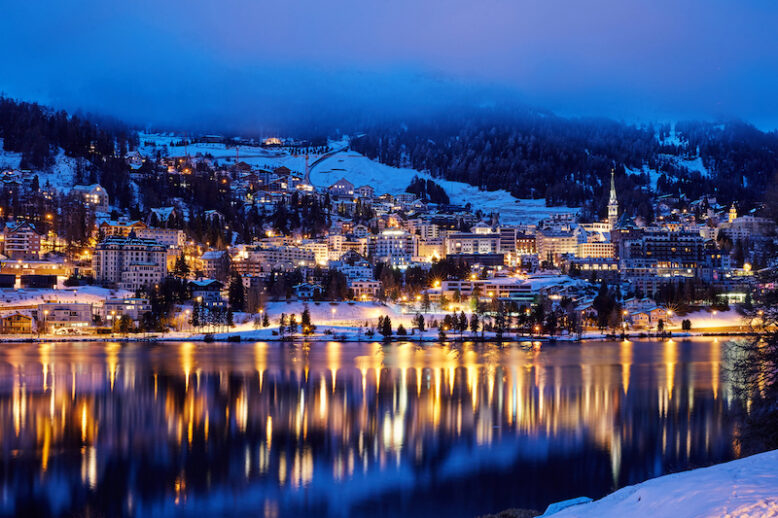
[93, 234, 167, 290]
[369, 229, 418, 265]
[1, 220, 42, 259]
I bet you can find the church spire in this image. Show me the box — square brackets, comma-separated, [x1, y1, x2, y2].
[609, 168, 617, 204]
[608, 168, 618, 228]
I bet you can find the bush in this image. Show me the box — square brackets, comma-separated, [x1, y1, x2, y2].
[397, 324, 407, 336]
[682, 319, 692, 331]
[227, 335, 241, 342]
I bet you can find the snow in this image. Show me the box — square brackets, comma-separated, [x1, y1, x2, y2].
[625, 164, 664, 191]
[670, 309, 747, 331]
[0, 286, 134, 307]
[0, 139, 22, 169]
[138, 132, 313, 171]
[308, 148, 578, 225]
[676, 155, 710, 178]
[246, 300, 415, 327]
[656, 123, 688, 148]
[140, 133, 579, 225]
[549, 449, 778, 518]
[0, 140, 88, 195]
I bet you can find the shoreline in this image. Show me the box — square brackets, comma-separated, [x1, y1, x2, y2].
[0, 330, 760, 344]
[537, 449, 778, 517]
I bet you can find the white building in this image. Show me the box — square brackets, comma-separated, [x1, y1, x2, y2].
[102, 298, 152, 322]
[136, 227, 186, 249]
[370, 229, 418, 265]
[350, 280, 381, 300]
[37, 303, 93, 333]
[93, 234, 167, 290]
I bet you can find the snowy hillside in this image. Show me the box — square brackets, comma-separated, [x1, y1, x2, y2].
[0, 139, 22, 169]
[0, 138, 83, 194]
[308, 149, 578, 225]
[550, 450, 778, 518]
[138, 132, 315, 172]
[140, 133, 579, 225]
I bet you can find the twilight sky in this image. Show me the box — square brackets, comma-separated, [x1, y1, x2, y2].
[2, 0, 777, 133]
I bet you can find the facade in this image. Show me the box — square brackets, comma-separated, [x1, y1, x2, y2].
[440, 278, 536, 304]
[232, 245, 315, 273]
[329, 178, 354, 198]
[370, 229, 418, 265]
[190, 280, 226, 308]
[350, 280, 381, 299]
[0, 312, 33, 334]
[2, 221, 42, 259]
[355, 185, 374, 199]
[99, 219, 147, 237]
[137, 227, 186, 249]
[73, 184, 110, 212]
[445, 231, 501, 255]
[515, 233, 537, 255]
[201, 250, 230, 281]
[37, 303, 93, 332]
[536, 229, 577, 264]
[93, 234, 167, 290]
[102, 298, 152, 322]
[418, 238, 446, 261]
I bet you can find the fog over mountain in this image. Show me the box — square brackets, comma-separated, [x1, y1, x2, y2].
[2, 0, 778, 134]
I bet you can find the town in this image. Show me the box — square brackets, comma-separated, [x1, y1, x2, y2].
[0, 132, 766, 341]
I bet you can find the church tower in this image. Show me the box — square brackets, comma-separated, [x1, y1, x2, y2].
[608, 168, 618, 229]
[728, 203, 738, 223]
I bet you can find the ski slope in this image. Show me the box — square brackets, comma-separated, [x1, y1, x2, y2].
[139, 133, 579, 225]
[309, 149, 579, 225]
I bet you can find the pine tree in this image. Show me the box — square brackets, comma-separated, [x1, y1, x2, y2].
[413, 313, 425, 339]
[174, 253, 190, 277]
[279, 313, 287, 338]
[228, 272, 245, 312]
[301, 306, 315, 335]
[422, 292, 431, 313]
[288, 314, 298, 336]
[381, 316, 392, 339]
[469, 313, 480, 335]
[458, 311, 468, 337]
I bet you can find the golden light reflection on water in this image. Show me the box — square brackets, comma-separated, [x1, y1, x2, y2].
[0, 339, 740, 517]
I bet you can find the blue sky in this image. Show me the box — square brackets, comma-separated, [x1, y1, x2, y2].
[2, 0, 777, 132]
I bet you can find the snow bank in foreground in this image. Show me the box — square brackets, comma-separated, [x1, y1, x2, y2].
[550, 450, 778, 518]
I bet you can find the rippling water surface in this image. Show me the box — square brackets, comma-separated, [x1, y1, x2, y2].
[0, 338, 740, 517]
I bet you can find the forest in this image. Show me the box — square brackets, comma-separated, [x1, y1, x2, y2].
[350, 106, 778, 221]
[0, 96, 138, 207]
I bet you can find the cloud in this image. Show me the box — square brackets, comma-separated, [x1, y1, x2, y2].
[2, 0, 777, 132]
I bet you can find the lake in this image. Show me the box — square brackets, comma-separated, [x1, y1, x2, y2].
[0, 338, 740, 517]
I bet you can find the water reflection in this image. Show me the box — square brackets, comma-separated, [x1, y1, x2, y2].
[0, 339, 739, 517]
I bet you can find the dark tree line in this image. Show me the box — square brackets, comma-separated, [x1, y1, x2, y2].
[406, 176, 450, 204]
[351, 107, 778, 221]
[0, 96, 138, 207]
